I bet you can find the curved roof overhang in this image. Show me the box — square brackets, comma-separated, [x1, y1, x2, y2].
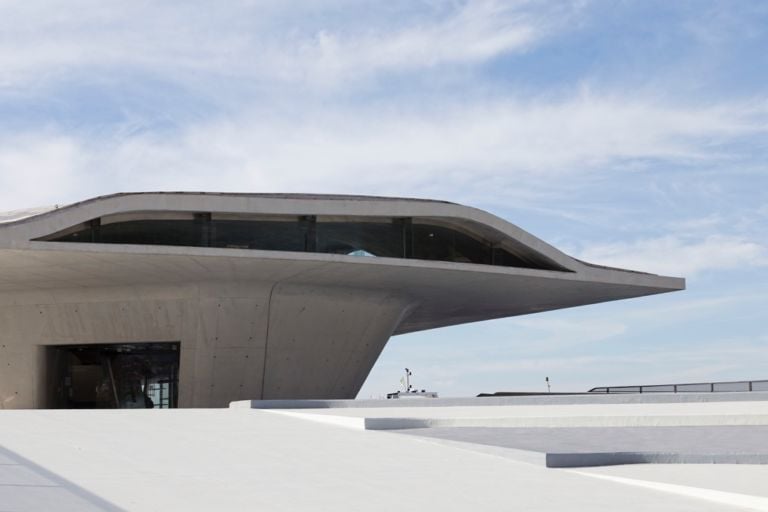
[0, 192, 685, 334]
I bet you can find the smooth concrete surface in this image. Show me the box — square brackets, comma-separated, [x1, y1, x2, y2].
[571, 468, 768, 511]
[0, 192, 684, 408]
[575, 464, 768, 498]
[1, 408, 766, 512]
[549, 452, 768, 467]
[233, 391, 768, 409]
[246, 398, 768, 470]
[394, 425, 768, 454]
[0, 446, 117, 511]
[259, 400, 768, 429]
[0, 245, 682, 334]
[395, 426, 768, 467]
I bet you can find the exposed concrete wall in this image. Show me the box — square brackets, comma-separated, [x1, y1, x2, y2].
[263, 284, 413, 400]
[0, 281, 414, 409]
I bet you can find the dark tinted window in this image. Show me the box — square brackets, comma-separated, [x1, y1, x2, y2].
[210, 219, 309, 252]
[40, 215, 566, 271]
[316, 220, 404, 257]
[56, 220, 201, 247]
[411, 223, 491, 265]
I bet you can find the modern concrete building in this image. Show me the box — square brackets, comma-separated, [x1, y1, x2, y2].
[0, 192, 684, 409]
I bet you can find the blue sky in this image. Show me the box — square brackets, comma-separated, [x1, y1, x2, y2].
[0, 0, 766, 397]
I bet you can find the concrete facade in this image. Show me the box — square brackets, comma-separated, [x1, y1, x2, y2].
[0, 193, 685, 408]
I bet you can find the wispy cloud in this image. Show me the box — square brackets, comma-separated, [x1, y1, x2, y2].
[0, 133, 84, 207]
[1, 93, 765, 210]
[577, 234, 768, 276]
[503, 316, 627, 349]
[0, 0, 565, 92]
[292, 1, 556, 86]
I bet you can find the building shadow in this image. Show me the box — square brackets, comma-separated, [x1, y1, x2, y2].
[0, 444, 123, 511]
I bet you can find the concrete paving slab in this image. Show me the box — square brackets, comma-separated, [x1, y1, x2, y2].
[267, 401, 768, 429]
[547, 452, 768, 468]
[0, 409, 754, 511]
[271, 401, 768, 418]
[571, 470, 768, 511]
[394, 425, 768, 453]
[575, 464, 768, 498]
[232, 391, 768, 409]
[0, 445, 121, 511]
[392, 426, 768, 467]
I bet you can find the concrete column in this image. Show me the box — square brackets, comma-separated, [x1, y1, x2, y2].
[262, 284, 414, 400]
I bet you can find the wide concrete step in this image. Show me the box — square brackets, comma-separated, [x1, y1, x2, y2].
[262, 401, 768, 430]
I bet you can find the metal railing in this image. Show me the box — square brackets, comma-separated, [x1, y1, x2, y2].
[589, 379, 768, 394]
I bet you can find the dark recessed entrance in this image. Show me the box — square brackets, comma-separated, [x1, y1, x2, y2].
[47, 342, 179, 409]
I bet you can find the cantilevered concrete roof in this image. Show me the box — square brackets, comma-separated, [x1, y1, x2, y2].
[0, 192, 684, 333]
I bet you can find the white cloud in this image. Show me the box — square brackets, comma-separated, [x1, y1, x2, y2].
[296, 1, 543, 85]
[1, 94, 765, 210]
[666, 214, 726, 232]
[0, 134, 85, 208]
[1, 1, 765, 213]
[0, 0, 561, 91]
[121, 96, 768, 184]
[504, 316, 627, 348]
[577, 234, 768, 276]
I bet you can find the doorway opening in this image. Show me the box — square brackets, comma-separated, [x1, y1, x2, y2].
[47, 342, 180, 409]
